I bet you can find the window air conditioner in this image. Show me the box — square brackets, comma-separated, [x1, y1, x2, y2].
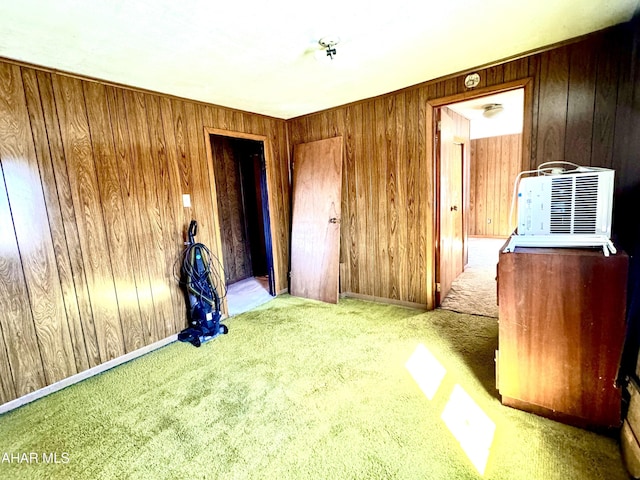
[503, 166, 616, 255]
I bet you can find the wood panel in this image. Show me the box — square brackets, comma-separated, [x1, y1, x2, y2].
[591, 30, 621, 168]
[0, 309, 16, 404]
[84, 82, 146, 353]
[564, 40, 596, 166]
[0, 163, 45, 398]
[53, 75, 126, 362]
[499, 134, 521, 234]
[105, 86, 157, 350]
[123, 90, 167, 344]
[405, 89, 419, 302]
[418, 87, 432, 304]
[22, 69, 91, 373]
[485, 136, 498, 235]
[373, 99, 387, 299]
[0, 64, 76, 384]
[340, 106, 353, 292]
[469, 134, 522, 237]
[274, 120, 291, 291]
[362, 102, 384, 295]
[386, 96, 398, 299]
[0, 60, 290, 405]
[536, 48, 570, 166]
[145, 95, 185, 337]
[38, 71, 101, 369]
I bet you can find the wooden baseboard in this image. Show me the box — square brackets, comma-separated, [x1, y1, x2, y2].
[0, 334, 178, 415]
[340, 292, 427, 310]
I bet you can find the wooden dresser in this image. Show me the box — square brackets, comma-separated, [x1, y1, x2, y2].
[496, 243, 629, 429]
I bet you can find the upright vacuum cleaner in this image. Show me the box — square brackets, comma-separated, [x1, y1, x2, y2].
[177, 220, 228, 347]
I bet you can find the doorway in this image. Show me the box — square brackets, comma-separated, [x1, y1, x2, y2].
[208, 133, 275, 316]
[431, 79, 532, 312]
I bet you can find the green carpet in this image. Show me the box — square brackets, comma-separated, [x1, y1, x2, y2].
[0, 295, 628, 479]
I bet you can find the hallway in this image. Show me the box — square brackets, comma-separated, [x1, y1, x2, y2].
[439, 237, 506, 317]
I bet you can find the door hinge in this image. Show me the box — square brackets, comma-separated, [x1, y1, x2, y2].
[437, 120, 442, 131]
[436, 282, 441, 292]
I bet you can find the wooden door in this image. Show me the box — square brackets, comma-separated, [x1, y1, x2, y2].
[438, 109, 464, 303]
[290, 137, 343, 303]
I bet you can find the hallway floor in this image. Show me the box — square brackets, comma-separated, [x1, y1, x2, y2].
[439, 237, 506, 317]
[226, 276, 273, 316]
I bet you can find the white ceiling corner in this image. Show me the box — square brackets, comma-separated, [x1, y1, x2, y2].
[0, 0, 637, 119]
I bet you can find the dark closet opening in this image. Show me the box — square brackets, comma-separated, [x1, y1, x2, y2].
[210, 135, 275, 310]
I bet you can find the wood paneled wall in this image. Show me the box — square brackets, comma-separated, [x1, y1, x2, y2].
[290, 92, 431, 305]
[288, 21, 639, 309]
[469, 134, 522, 237]
[210, 136, 252, 284]
[0, 61, 290, 404]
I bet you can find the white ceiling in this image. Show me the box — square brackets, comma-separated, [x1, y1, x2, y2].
[448, 89, 524, 140]
[0, 0, 637, 119]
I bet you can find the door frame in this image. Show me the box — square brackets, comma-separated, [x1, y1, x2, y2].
[427, 78, 533, 306]
[204, 127, 281, 311]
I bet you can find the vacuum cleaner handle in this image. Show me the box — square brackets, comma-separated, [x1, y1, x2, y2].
[188, 220, 198, 244]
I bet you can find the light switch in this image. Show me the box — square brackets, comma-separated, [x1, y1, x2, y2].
[182, 194, 191, 208]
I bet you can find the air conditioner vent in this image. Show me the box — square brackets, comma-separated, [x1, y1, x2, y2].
[550, 177, 573, 234]
[573, 175, 598, 233]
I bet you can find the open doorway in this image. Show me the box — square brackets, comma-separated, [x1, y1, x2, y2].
[209, 133, 275, 316]
[432, 83, 529, 316]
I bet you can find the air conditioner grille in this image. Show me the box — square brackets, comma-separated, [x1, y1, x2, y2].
[550, 175, 599, 234]
[573, 175, 598, 233]
[550, 178, 572, 233]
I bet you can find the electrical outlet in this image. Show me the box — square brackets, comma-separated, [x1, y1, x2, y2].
[182, 194, 191, 208]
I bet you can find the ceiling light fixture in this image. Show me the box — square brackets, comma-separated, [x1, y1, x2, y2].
[318, 36, 340, 60]
[482, 103, 504, 118]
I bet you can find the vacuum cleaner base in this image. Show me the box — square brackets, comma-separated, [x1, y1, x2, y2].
[178, 324, 228, 348]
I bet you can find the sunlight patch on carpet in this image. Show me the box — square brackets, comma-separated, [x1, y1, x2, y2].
[441, 384, 496, 475]
[405, 343, 447, 400]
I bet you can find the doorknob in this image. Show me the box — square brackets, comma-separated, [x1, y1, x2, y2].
[450, 205, 458, 211]
[329, 217, 341, 224]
